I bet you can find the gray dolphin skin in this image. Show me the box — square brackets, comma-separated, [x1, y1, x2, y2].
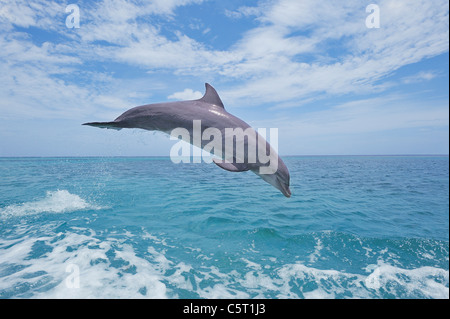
[83, 83, 291, 197]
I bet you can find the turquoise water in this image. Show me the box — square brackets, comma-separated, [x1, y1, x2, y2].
[0, 156, 448, 298]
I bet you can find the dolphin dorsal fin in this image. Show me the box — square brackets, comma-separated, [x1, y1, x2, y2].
[199, 83, 224, 108]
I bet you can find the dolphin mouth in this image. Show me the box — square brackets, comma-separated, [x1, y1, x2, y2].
[281, 185, 291, 198]
[277, 179, 291, 198]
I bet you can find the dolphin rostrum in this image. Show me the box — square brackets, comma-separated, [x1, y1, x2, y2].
[83, 83, 291, 197]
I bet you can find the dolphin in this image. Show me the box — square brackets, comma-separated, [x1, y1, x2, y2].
[83, 83, 291, 197]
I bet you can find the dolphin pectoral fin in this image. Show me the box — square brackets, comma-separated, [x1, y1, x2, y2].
[82, 121, 122, 130]
[213, 158, 249, 172]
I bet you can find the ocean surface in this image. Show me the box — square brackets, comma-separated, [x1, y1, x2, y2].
[0, 156, 448, 299]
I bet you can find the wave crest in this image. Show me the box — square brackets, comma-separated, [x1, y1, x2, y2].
[0, 190, 102, 218]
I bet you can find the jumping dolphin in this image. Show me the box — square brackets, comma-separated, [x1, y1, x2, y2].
[83, 83, 291, 197]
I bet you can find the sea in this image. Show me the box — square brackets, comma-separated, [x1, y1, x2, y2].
[0, 156, 448, 299]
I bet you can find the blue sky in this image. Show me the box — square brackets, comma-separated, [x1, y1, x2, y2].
[0, 0, 448, 156]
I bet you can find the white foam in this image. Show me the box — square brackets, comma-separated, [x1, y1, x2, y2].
[0, 190, 102, 218]
[0, 231, 169, 298]
[308, 238, 323, 263]
[1, 227, 448, 299]
[364, 262, 449, 299]
[191, 260, 449, 299]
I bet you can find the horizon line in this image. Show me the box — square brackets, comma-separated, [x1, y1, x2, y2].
[0, 154, 448, 158]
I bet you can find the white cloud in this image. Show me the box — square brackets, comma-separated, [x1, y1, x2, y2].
[224, 6, 262, 19]
[0, 0, 65, 29]
[296, 96, 449, 136]
[262, 94, 449, 154]
[86, 0, 206, 21]
[168, 88, 202, 100]
[219, 0, 449, 105]
[0, 0, 448, 122]
[402, 71, 438, 84]
[257, 0, 358, 30]
[14, 0, 446, 109]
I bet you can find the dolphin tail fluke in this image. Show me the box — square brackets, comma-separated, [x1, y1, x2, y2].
[82, 121, 123, 130]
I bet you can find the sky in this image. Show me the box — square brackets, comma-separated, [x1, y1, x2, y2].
[0, 0, 448, 156]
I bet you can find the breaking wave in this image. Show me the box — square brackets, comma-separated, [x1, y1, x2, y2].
[0, 190, 102, 218]
[0, 226, 448, 299]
